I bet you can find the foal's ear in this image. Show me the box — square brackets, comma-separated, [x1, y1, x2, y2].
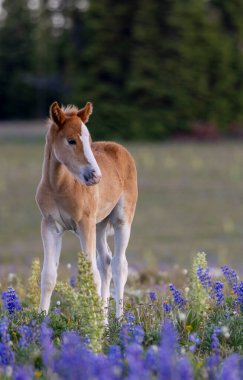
[50, 101, 66, 126]
[77, 102, 93, 123]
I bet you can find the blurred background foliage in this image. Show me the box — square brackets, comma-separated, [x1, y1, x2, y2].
[1, 0, 243, 139]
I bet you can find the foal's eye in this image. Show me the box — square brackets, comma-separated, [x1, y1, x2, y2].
[67, 139, 76, 145]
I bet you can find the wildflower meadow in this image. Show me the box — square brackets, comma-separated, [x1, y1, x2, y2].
[0, 252, 242, 379]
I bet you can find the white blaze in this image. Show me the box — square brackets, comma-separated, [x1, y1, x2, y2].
[80, 122, 101, 176]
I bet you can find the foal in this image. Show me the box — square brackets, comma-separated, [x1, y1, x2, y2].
[36, 101, 137, 318]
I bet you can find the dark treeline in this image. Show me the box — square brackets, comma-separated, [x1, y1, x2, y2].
[1, 0, 243, 139]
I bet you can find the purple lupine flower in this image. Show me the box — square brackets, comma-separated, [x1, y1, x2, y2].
[206, 327, 221, 380]
[0, 342, 15, 366]
[13, 366, 33, 380]
[214, 282, 224, 305]
[221, 265, 238, 290]
[163, 300, 170, 313]
[53, 308, 61, 315]
[239, 357, 243, 376]
[70, 275, 76, 288]
[158, 320, 194, 379]
[197, 267, 212, 290]
[158, 319, 178, 379]
[145, 345, 158, 373]
[169, 284, 185, 308]
[108, 344, 122, 361]
[189, 333, 200, 352]
[120, 313, 144, 347]
[29, 319, 40, 344]
[55, 331, 93, 380]
[206, 354, 221, 380]
[211, 327, 221, 356]
[126, 342, 151, 380]
[160, 319, 178, 353]
[133, 325, 144, 345]
[235, 281, 243, 312]
[0, 317, 10, 344]
[177, 357, 194, 380]
[219, 354, 242, 380]
[107, 345, 123, 379]
[18, 325, 33, 348]
[1, 288, 22, 315]
[0, 317, 14, 367]
[149, 291, 157, 302]
[92, 354, 115, 380]
[126, 312, 136, 324]
[40, 319, 56, 369]
[126, 343, 149, 380]
[189, 333, 200, 345]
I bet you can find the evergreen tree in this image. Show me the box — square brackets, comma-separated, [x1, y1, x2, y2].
[29, 0, 60, 117]
[212, 0, 243, 126]
[77, 0, 138, 139]
[167, 0, 236, 131]
[0, 0, 35, 118]
[127, 0, 240, 136]
[127, 0, 175, 138]
[47, 0, 87, 107]
[1, 0, 243, 137]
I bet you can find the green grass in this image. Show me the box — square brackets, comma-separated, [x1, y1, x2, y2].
[131, 141, 243, 269]
[1, 124, 243, 278]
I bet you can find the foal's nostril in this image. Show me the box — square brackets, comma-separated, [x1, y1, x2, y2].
[83, 169, 101, 184]
[90, 171, 96, 178]
[84, 171, 94, 182]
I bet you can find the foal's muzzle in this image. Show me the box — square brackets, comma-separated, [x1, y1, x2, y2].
[83, 169, 101, 186]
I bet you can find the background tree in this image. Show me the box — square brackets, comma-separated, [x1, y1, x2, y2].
[0, 0, 35, 118]
[1, 0, 243, 139]
[126, 0, 171, 138]
[165, 0, 236, 131]
[77, 0, 138, 139]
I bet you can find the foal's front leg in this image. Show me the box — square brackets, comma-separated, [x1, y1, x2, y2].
[39, 217, 63, 313]
[77, 218, 101, 296]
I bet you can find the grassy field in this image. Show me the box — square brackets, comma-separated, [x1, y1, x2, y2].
[1, 123, 243, 278]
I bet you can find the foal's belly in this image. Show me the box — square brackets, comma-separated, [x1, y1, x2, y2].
[96, 198, 120, 224]
[52, 196, 119, 231]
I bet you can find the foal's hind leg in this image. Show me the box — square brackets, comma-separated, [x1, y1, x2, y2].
[110, 195, 134, 318]
[39, 217, 63, 313]
[96, 219, 112, 316]
[111, 222, 130, 318]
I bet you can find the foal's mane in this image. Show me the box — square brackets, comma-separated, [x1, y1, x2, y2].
[61, 104, 79, 116]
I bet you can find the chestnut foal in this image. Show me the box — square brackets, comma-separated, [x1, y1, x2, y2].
[36, 101, 138, 318]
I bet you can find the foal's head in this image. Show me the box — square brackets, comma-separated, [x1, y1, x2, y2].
[49, 101, 101, 186]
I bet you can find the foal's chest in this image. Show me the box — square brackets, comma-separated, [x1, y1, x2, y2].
[49, 206, 77, 232]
